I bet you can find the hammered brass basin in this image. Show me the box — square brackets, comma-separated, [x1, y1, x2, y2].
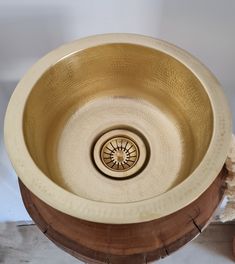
[4, 34, 231, 224]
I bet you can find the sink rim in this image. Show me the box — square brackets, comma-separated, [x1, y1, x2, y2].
[4, 33, 232, 224]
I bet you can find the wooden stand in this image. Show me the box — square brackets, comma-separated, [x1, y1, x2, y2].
[19, 167, 227, 264]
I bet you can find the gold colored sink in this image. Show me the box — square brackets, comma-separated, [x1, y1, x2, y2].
[4, 34, 232, 224]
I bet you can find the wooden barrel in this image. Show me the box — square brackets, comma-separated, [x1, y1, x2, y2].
[5, 35, 231, 264]
[19, 167, 227, 264]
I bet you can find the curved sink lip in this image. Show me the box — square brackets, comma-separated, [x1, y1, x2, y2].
[4, 33, 232, 224]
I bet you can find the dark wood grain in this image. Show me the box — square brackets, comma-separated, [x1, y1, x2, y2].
[19, 167, 227, 264]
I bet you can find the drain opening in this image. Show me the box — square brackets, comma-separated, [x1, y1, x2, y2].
[93, 129, 148, 179]
[101, 136, 139, 172]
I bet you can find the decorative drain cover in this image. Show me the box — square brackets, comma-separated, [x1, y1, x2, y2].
[101, 136, 139, 172]
[93, 129, 147, 179]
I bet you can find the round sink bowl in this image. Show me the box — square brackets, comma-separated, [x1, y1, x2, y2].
[4, 34, 231, 224]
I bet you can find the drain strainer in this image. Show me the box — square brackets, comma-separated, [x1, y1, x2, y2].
[93, 129, 147, 179]
[101, 136, 139, 172]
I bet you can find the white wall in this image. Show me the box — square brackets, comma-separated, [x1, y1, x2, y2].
[0, 0, 234, 222]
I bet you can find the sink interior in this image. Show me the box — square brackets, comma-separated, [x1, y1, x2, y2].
[23, 43, 213, 203]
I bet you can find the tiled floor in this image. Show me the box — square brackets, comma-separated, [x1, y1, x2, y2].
[0, 222, 234, 264]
